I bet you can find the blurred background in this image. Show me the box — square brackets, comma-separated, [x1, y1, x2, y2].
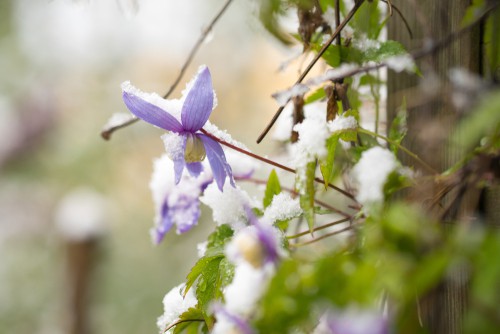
[0, 0, 298, 332]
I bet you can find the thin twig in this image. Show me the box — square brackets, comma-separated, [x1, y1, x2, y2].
[200, 129, 357, 201]
[287, 217, 351, 239]
[335, 0, 341, 46]
[257, 1, 498, 144]
[358, 127, 438, 174]
[237, 177, 353, 218]
[101, 0, 234, 140]
[289, 224, 357, 247]
[256, 0, 366, 144]
[380, 0, 413, 39]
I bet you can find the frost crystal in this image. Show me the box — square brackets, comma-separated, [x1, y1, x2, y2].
[156, 283, 197, 334]
[328, 115, 358, 133]
[263, 193, 302, 224]
[352, 147, 398, 207]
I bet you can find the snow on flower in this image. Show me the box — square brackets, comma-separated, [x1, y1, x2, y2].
[351, 147, 398, 207]
[122, 65, 234, 191]
[263, 192, 302, 224]
[213, 211, 282, 332]
[225, 149, 260, 180]
[200, 182, 252, 229]
[212, 304, 254, 334]
[149, 154, 211, 243]
[156, 283, 197, 334]
[313, 307, 389, 334]
[223, 262, 274, 317]
[226, 208, 285, 267]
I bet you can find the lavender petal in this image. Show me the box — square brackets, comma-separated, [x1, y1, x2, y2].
[199, 134, 234, 191]
[173, 195, 202, 234]
[173, 155, 186, 184]
[155, 200, 175, 243]
[181, 66, 214, 132]
[122, 89, 183, 132]
[186, 162, 203, 177]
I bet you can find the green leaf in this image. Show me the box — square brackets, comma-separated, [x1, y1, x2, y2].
[462, 0, 485, 26]
[361, 40, 407, 62]
[298, 161, 316, 232]
[172, 307, 205, 334]
[320, 134, 340, 188]
[304, 87, 326, 104]
[388, 99, 407, 154]
[258, 0, 294, 45]
[315, 44, 363, 67]
[194, 255, 234, 319]
[264, 169, 282, 208]
[184, 226, 235, 318]
[359, 74, 384, 86]
[452, 91, 500, 151]
[351, 0, 382, 39]
[339, 109, 359, 142]
[206, 224, 234, 253]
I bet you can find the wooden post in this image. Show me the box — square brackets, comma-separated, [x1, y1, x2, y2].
[387, 1, 482, 333]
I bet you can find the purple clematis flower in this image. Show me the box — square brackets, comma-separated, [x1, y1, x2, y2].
[150, 155, 212, 243]
[225, 208, 284, 268]
[121, 66, 234, 191]
[316, 307, 390, 334]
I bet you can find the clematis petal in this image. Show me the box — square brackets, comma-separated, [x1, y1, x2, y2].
[154, 200, 175, 244]
[122, 82, 183, 132]
[186, 162, 203, 177]
[199, 134, 234, 191]
[173, 195, 202, 234]
[181, 66, 214, 132]
[173, 156, 186, 184]
[162, 133, 187, 184]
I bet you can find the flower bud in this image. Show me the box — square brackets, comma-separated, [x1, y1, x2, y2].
[184, 134, 206, 163]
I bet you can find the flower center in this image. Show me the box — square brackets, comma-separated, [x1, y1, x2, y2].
[184, 134, 206, 163]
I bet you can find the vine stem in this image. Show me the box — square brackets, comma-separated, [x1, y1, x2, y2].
[200, 129, 357, 202]
[237, 177, 353, 218]
[289, 224, 358, 247]
[357, 127, 438, 174]
[287, 217, 351, 239]
[256, 0, 366, 144]
[101, 0, 233, 140]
